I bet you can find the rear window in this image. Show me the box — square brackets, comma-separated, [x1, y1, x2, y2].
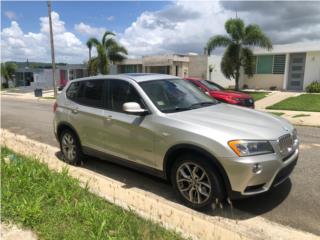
[66, 82, 81, 101]
[66, 80, 104, 108]
[200, 80, 224, 91]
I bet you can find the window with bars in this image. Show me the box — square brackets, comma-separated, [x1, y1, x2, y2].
[272, 55, 286, 74]
[251, 54, 286, 75]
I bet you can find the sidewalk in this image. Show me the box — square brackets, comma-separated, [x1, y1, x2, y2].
[1, 223, 37, 240]
[264, 109, 320, 127]
[1, 87, 55, 100]
[255, 91, 302, 110]
[254, 91, 319, 127]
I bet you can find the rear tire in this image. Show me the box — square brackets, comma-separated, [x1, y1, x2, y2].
[171, 154, 225, 210]
[59, 129, 83, 165]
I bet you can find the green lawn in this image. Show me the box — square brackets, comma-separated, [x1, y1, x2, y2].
[266, 94, 320, 112]
[1, 147, 183, 240]
[242, 91, 270, 101]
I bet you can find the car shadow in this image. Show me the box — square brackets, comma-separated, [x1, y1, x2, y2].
[55, 151, 292, 220]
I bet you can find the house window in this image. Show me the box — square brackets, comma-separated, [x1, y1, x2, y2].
[256, 55, 273, 74]
[272, 55, 286, 74]
[254, 54, 286, 75]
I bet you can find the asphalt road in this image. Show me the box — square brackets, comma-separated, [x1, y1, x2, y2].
[2, 96, 320, 236]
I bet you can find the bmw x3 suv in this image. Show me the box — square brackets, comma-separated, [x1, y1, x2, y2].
[54, 73, 299, 210]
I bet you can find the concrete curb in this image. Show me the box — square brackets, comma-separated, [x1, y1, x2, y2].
[1, 129, 319, 240]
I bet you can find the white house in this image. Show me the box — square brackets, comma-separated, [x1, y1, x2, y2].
[240, 42, 320, 91]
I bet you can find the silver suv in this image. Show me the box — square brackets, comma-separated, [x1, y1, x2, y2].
[54, 74, 299, 209]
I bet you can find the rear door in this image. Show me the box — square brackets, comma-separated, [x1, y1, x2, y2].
[102, 79, 155, 167]
[66, 79, 106, 152]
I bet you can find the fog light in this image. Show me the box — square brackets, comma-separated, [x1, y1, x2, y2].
[252, 163, 262, 174]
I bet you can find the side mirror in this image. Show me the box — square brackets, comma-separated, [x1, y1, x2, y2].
[123, 102, 149, 115]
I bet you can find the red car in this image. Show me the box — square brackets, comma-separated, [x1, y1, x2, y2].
[185, 77, 254, 108]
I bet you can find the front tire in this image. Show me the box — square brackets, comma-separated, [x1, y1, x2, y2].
[171, 154, 225, 210]
[59, 129, 83, 165]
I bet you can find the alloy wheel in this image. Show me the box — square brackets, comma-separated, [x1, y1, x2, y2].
[61, 133, 76, 162]
[176, 162, 212, 204]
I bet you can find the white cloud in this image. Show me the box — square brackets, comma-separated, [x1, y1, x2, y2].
[107, 16, 114, 21]
[119, 0, 320, 57]
[4, 11, 17, 20]
[74, 22, 106, 37]
[1, 11, 87, 63]
[119, 1, 232, 56]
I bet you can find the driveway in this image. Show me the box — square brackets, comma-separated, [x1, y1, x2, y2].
[1, 95, 320, 236]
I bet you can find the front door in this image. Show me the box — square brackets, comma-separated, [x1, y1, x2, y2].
[103, 79, 155, 167]
[287, 53, 306, 91]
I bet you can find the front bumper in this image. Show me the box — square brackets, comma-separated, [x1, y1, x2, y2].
[220, 147, 299, 199]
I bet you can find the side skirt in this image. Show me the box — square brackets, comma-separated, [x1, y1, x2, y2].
[82, 146, 166, 180]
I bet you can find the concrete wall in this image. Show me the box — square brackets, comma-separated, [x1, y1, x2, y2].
[243, 74, 284, 90]
[303, 51, 320, 89]
[188, 55, 208, 79]
[207, 55, 234, 88]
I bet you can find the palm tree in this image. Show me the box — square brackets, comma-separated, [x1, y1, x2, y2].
[206, 18, 272, 90]
[86, 31, 128, 75]
[1, 62, 17, 87]
[86, 41, 92, 61]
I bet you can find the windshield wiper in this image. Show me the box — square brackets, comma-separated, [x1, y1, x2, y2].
[189, 101, 216, 109]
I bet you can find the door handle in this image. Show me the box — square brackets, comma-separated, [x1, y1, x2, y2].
[71, 108, 78, 114]
[105, 115, 112, 122]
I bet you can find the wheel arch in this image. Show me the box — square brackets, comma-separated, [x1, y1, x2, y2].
[57, 122, 82, 146]
[163, 144, 232, 195]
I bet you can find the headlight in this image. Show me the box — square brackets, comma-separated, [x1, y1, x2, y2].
[228, 140, 274, 157]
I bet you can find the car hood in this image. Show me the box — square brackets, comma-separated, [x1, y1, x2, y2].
[211, 90, 252, 99]
[167, 103, 293, 140]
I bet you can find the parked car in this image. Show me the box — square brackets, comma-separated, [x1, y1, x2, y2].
[54, 74, 298, 210]
[185, 77, 254, 108]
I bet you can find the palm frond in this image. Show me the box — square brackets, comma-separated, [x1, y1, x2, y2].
[206, 35, 232, 55]
[220, 44, 240, 79]
[102, 31, 115, 45]
[224, 18, 245, 42]
[244, 24, 272, 50]
[241, 47, 255, 77]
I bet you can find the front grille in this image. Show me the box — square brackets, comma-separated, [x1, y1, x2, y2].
[278, 134, 294, 156]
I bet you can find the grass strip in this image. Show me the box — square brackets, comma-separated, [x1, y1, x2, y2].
[269, 112, 284, 116]
[1, 146, 183, 240]
[266, 94, 320, 112]
[242, 91, 270, 101]
[292, 114, 311, 118]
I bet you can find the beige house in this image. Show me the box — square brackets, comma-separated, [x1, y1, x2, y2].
[116, 54, 234, 87]
[240, 42, 320, 91]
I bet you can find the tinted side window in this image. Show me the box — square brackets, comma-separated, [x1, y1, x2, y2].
[109, 80, 144, 112]
[77, 80, 104, 108]
[66, 82, 81, 101]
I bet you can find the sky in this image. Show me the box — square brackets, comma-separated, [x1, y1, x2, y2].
[1, 1, 320, 63]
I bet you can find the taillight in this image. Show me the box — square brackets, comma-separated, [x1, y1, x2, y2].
[53, 102, 58, 112]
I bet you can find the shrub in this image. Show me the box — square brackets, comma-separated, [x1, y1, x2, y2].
[306, 81, 320, 93]
[1, 83, 8, 89]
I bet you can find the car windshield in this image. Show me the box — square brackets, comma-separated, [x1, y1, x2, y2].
[140, 78, 218, 113]
[200, 80, 224, 91]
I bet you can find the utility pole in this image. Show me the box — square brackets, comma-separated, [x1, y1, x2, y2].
[47, 1, 57, 97]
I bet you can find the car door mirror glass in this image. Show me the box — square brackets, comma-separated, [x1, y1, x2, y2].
[123, 102, 148, 115]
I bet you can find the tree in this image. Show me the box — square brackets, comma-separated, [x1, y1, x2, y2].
[206, 18, 272, 90]
[1, 62, 17, 87]
[86, 31, 128, 75]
